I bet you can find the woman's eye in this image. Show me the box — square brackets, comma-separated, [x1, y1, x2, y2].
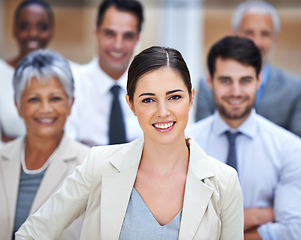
[142, 98, 154, 103]
[19, 22, 29, 31]
[38, 22, 49, 32]
[51, 97, 62, 101]
[169, 95, 181, 100]
[28, 97, 39, 102]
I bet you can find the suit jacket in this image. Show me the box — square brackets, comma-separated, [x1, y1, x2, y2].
[16, 137, 243, 240]
[195, 65, 301, 137]
[0, 134, 90, 240]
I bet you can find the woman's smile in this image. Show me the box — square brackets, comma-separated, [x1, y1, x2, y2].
[153, 121, 176, 132]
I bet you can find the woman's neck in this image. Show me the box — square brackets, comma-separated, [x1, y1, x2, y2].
[25, 132, 63, 156]
[23, 133, 63, 170]
[140, 137, 190, 176]
[6, 54, 26, 68]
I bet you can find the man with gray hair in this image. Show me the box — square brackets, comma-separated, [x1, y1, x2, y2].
[195, 0, 301, 137]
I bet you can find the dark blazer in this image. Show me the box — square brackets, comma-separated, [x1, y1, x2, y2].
[195, 65, 301, 137]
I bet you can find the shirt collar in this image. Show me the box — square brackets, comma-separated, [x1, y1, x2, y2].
[91, 56, 128, 94]
[212, 109, 258, 139]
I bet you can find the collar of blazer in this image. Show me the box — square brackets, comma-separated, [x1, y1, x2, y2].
[0, 134, 82, 221]
[106, 137, 216, 180]
[98, 137, 216, 240]
[0, 134, 78, 162]
[179, 139, 216, 239]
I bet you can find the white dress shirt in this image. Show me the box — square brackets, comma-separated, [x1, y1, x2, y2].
[0, 59, 26, 144]
[186, 109, 301, 240]
[65, 57, 142, 146]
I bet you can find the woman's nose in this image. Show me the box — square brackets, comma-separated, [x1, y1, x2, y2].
[156, 102, 170, 117]
[41, 100, 53, 112]
[29, 27, 39, 38]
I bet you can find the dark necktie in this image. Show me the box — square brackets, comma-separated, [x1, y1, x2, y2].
[225, 131, 240, 171]
[109, 85, 126, 145]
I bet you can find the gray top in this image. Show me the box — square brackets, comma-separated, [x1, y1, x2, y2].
[13, 171, 45, 238]
[119, 188, 182, 240]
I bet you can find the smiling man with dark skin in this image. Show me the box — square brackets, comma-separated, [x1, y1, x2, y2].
[65, 0, 144, 146]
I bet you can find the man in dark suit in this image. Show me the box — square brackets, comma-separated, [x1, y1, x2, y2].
[195, 0, 301, 137]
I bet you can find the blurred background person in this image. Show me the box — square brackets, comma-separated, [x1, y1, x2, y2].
[65, 0, 144, 146]
[0, 49, 90, 239]
[195, 0, 301, 137]
[0, 0, 54, 144]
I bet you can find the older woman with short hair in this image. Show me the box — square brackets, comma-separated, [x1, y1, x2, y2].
[0, 49, 90, 239]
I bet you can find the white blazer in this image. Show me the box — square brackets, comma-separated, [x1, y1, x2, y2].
[0, 134, 90, 240]
[16, 137, 244, 240]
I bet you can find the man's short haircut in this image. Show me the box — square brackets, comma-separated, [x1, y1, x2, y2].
[232, 0, 280, 35]
[96, 0, 144, 32]
[207, 36, 262, 78]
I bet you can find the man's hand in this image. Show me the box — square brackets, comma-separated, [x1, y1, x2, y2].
[244, 207, 274, 240]
[244, 228, 261, 240]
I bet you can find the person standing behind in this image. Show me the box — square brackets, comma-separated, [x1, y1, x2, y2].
[195, 0, 301, 137]
[0, 49, 90, 239]
[65, 0, 144, 146]
[0, 0, 54, 144]
[187, 36, 301, 239]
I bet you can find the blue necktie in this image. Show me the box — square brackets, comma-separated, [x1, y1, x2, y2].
[225, 131, 240, 171]
[109, 85, 126, 145]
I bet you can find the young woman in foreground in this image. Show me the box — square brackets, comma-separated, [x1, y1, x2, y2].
[16, 46, 243, 240]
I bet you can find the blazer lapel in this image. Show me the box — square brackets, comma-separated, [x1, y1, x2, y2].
[0, 137, 23, 233]
[30, 135, 77, 212]
[101, 168, 138, 239]
[100, 138, 143, 240]
[179, 140, 215, 240]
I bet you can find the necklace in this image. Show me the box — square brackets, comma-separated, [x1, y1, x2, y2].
[21, 142, 57, 175]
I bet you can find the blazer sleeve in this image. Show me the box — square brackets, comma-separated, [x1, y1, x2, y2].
[15, 150, 94, 240]
[220, 170, 244, 240]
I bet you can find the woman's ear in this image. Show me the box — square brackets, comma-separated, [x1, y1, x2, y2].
[189, 88, 195, 110]
[15, 99, 23, 118]
[67, 97, 75, 116]
[125, 94, 136, 116]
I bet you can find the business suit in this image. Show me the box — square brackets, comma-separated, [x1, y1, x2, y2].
[16, 137, 243, 240]
[0, 134, 90, 240]
[195, 65, 301, 136]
